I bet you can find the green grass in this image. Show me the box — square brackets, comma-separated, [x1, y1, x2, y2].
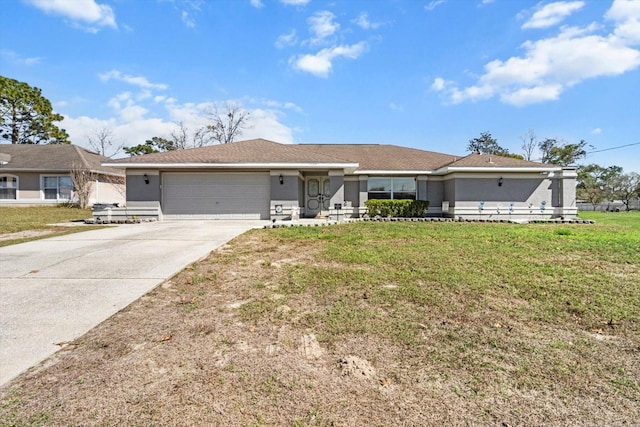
[579, 210, 640, 229]
[263, 217, 640, 341]
[227, 216, 640, 411]
[0, 206, 103, 246]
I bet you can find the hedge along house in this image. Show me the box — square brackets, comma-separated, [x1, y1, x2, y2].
[0, 144, 125, 207]
[102, 138, 577, 221]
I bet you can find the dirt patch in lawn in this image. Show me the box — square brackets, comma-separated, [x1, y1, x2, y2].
[1, 226, 638, 426]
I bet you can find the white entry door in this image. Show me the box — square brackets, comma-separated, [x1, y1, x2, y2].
[306, 177, 330, 217]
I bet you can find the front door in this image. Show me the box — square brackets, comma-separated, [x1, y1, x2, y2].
[306, 177, 330, 217]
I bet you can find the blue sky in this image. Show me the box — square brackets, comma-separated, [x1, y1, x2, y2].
[1, 0, 639, 172]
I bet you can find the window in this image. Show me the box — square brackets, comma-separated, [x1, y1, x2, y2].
[0, 175, 17, 199]
[43, 176, 73, 200]
[368, 177, 416, 200]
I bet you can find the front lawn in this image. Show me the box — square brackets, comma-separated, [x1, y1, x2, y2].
[1, 216, 638, 425]
[0, 206, 101, 247]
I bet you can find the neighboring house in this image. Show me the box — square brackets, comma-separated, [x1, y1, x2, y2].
[0, 144, 125, 207]
[103, 138, 577, 221]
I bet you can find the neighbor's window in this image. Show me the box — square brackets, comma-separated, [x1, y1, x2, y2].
[368, 177, 416, 200]
[43, 176, 73, 200]
[0, 175, 17, 199]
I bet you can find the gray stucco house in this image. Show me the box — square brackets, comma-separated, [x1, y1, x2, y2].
[0, 144, 125, 207]
[102, 138, 577, 221]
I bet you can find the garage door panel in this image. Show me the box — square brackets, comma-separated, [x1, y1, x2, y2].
[162, 173, 270, 219]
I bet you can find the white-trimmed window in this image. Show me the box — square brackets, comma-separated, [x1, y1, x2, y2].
[368, 177, 416, 200]
[0, 175, 18, 199]
[42, 176, 73, 200]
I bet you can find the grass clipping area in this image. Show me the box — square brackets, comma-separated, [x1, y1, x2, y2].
[2, 219, 639, 426]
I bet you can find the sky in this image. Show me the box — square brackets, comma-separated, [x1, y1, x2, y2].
[1, 0, 639, 172]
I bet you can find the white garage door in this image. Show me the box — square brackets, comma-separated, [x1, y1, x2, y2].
[162, 172, 270, 219]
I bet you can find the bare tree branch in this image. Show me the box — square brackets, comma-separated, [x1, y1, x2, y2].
[87, 127, 123, 157]
[70, 162, 97, 209]
[520, 128, 537, 161]
[204, 102, 251, 144]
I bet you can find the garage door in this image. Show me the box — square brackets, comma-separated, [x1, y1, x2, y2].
[162, 172, 270, 219]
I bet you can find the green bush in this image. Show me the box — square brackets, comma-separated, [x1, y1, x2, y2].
[364, 199, 430, 218]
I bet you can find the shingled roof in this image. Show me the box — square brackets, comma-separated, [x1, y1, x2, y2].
[445, 153, 551, 168]
[105, 138, 554, 172]
[0, 144, 124, 176]
[107, 139, 354, 165]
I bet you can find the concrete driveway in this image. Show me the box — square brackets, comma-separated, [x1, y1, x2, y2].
[0, 220, 265, 386]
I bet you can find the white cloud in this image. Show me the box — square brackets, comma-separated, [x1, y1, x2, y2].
[25, 0, 117, 31]
[430, 77, 447, 91]
[591, 127, 603, 135]
[307, 10, 339, 43]
[62, 95, 297, 155]
[280, 0, 310, 5]
[241, 109, 294, 143]
[99, 70, 168, 90]
[353, 12, 382, 30]
[433, 6, 640, 106]
[522, 1, 585, 30]
[0, 49, 42, 65]
[606, 0, 640, 44]
[275, 30, 297, 49]
[250, 0, 264, 8]
[425, 0, 446, 12]
[181, 10, 196, 28]
[389, 102, 404, 111]
[291, 42, 367, 78]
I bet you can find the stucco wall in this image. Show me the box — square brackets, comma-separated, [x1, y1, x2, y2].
[94, 181, 125, 205]
[126, 171, 160, 202]
[270, 174, 298, 201]
[426, 180, 444, 208]
[453, 176, 551, 205]
[443, 179, 455, 206]
[344, 180, 359, 207]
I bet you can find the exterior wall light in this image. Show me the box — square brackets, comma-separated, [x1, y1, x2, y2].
[279, 174, 284, 185]
[143, 173, 150, 184]
[498, 177, 503, 187]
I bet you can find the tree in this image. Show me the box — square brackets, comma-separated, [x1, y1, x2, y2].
[520, 128, 537, 161]
[577, 164, 623, 209]
[87, 127, 122, 157]
[614, 172, 640, 210]
[204, 102, 251, 144]
[577, 164, 608, 209]
[123, 136, 175, 156]
[70, 162, 97, 209]
[539, 138, 588, 166]
[467, 131, 511, 156]
[0, 76, 70, 144]
[169, 121, 212, 150]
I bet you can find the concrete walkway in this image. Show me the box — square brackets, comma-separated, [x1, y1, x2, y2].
[0, 220, 265, 386]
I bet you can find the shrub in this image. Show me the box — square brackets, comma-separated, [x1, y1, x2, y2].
[364, 199, 430, 218]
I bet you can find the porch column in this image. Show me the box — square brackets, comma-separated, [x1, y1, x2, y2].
[559, 167, 578, 218]
[328, 170, 344, 208]
[417, 175, 428, 201]
[358, 175, 368, 217]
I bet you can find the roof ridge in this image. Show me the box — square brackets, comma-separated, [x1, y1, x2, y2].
[72, 145, 91, 168]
